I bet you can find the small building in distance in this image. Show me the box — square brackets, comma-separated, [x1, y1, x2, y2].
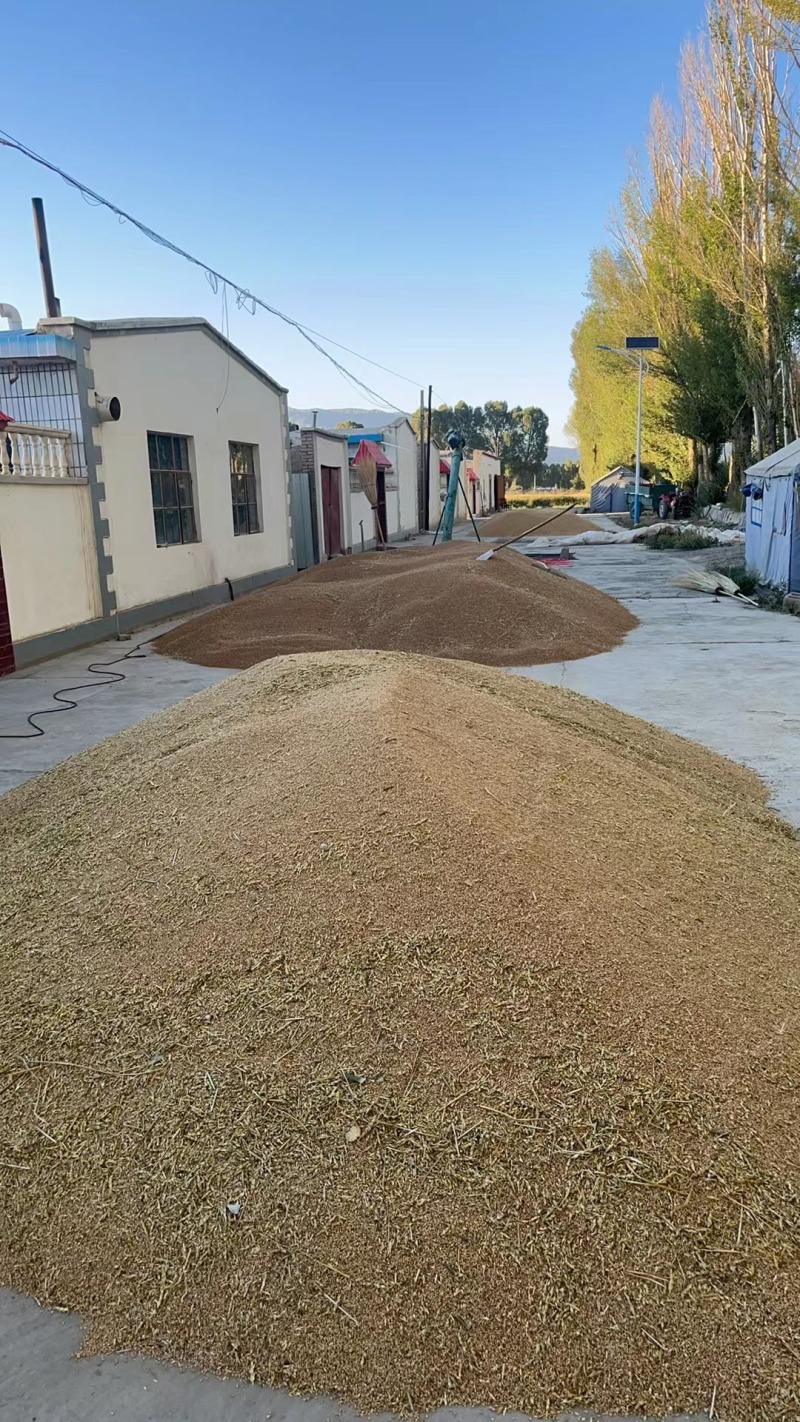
[462, 450, 500, 519]
[743, 441, 800, 591]
[0, 314, 293, 671]
[439, 448, 500, 523]
[589, 465, 647, 514]
[289, 427, 350, 568]
[344, 417, 420, 543]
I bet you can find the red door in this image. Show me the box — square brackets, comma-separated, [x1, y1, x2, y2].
[0, 545, 15, 677]
[321, 465, 342, 558]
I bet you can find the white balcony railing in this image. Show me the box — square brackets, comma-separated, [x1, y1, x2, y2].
[0, 423, 76, 480]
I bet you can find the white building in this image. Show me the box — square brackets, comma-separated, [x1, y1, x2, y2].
[439, 448, 501, 523]
[0, 315, 293, 668]
[463, 450, 500, 518]
[344, 417, 421, 543]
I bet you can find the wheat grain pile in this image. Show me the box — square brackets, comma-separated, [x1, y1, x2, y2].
[1, 651, 798, 1420]
[154, 542, 635, 669]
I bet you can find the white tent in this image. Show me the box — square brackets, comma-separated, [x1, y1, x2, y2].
[743, 441, 800, 590]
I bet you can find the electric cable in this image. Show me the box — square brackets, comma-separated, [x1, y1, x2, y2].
[0, 130, 419, 415]
[0, 641, 149, 740]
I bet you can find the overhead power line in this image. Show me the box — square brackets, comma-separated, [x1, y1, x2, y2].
[0, 129, 426, 414]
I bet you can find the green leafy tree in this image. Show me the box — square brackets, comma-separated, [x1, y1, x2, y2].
[411, 402, 485, 451]
[412, 399, 549, 473]
[335, 421, 364, 429]
[505, 406, 549, 488]
[543, 460, 584, 491]
[481, 401, 514, 457]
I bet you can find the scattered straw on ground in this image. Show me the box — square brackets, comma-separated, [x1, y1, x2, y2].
[477, 508, 602, 537]
[0, 651, 798, 1419]
[154, 542, 635, 670]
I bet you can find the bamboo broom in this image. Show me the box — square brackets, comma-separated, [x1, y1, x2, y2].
[353, 453, 386, 546]
[674, 567, 757, 605]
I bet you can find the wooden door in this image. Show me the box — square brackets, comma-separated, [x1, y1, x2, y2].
[321, 465, 342, 558]
[0, 543, 14, 677]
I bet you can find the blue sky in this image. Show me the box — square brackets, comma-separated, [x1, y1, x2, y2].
[2, 0, 706, 441]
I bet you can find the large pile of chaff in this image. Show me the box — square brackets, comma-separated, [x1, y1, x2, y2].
[0, 651, 798, 1419]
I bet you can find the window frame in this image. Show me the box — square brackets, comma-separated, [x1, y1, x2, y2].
[147, 431, 199, 548]
[229, 440, 262, 536]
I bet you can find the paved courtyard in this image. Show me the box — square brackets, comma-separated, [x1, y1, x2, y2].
[514, 541, 800, 828]
[0, 619, 231, 796]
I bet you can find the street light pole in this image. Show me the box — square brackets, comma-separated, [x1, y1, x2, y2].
[597, 337, 659, 526]
[634, 352, 644, 526]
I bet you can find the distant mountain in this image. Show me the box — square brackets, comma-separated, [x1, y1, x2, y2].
[546, 446, 580, 465]
[289, 408, 398, 431]
[289, 410, 580, 466]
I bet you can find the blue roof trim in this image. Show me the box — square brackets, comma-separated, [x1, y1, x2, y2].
[346, 431, 385, 445]
[0, 330, 77, 361]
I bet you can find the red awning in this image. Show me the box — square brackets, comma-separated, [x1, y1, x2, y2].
[352, 438, 392, 469]
[439, 459, 450, 475]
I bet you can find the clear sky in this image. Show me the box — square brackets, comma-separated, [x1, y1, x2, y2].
[2, 0, 706, 441]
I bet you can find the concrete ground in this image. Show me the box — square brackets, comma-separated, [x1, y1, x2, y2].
[511, 542, 800, 828]
[0, 1292, 710, 1422]
[0, 619, 231, 796]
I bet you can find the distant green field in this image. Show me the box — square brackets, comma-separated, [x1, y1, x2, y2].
[505, 490, 589, 508]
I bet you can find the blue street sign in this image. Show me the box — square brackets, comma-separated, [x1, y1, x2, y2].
[625, 336, 660, 350]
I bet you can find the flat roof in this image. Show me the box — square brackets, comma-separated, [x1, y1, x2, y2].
[38, 316, 287, 395]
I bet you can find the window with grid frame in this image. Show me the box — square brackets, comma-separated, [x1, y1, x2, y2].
[230, 441, 261, 535]
[148, 432, 198, 547]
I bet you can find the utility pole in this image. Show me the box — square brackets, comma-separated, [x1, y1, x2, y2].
[424, 384, 432, 531]
[32, 198, 61, 319]
[418, 389, 426, 530]
[439, 431, 465, 542]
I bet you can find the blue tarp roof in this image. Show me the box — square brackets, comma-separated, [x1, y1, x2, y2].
[0, 329, 77, 361]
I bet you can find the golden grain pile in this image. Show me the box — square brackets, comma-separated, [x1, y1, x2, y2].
[0, 651, 798, 1420]
[154, 542, 635, 669]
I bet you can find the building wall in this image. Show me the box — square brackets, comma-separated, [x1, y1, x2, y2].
[348, 472, 375, 550]
[310, 431, 349, 556]
[457, 450, 497, 519]
[428, 441, 444, 530]
[385, 420, 420, 535]
[476, 451, 499, 512]
[87, 327, 292, 614]
[0, 480, 102, 642]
